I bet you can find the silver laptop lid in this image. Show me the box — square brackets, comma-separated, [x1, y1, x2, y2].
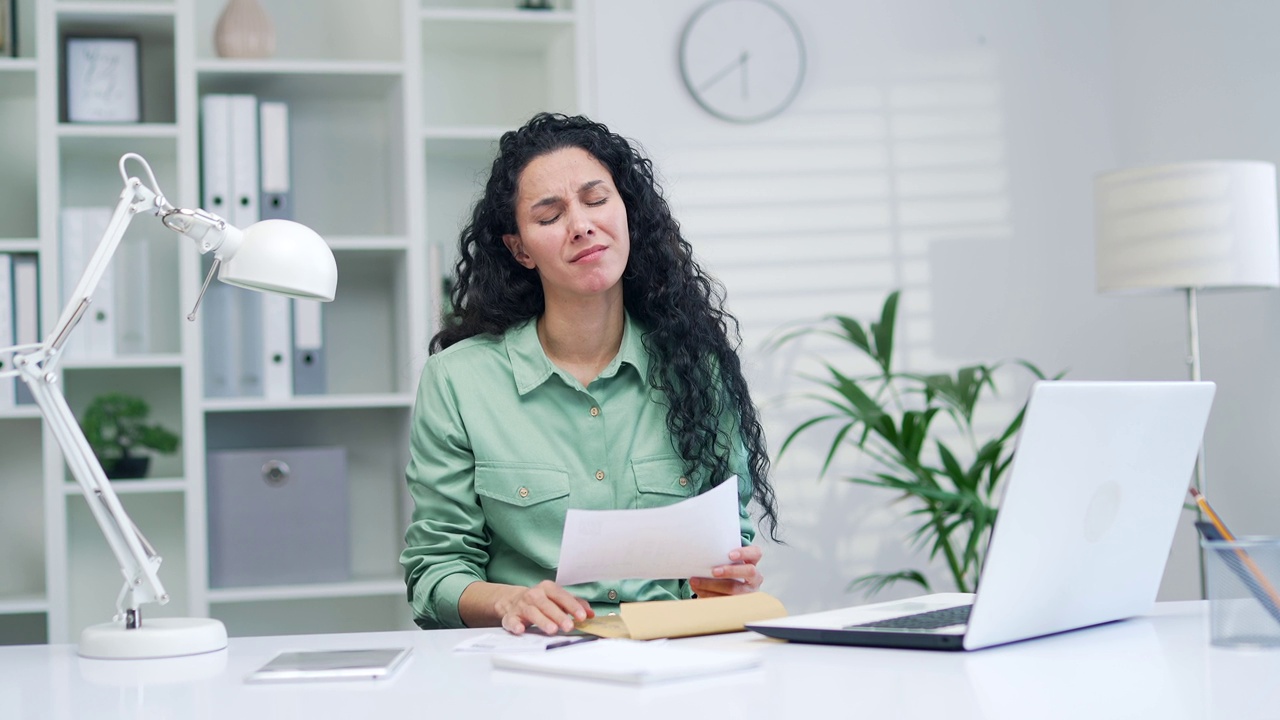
[963, 380, 1214, 649]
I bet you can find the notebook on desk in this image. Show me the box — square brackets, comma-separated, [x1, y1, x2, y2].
[749, 380, 1215, 651]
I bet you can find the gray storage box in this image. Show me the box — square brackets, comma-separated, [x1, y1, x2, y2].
[207, 446, 350, 588]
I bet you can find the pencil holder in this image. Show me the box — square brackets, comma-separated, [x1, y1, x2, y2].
[1202, 537, 1280, 648]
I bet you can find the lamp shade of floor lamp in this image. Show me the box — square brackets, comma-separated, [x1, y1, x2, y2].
[1094, 160, 1280, 595]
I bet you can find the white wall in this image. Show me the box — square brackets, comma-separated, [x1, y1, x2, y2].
[590, 0, 1280, 614]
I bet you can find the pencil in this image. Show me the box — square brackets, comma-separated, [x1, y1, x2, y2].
[1189, 487, 1235, 540]
[1190, 487, 1280, 611]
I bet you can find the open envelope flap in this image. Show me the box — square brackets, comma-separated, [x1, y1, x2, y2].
[576, 593, 788, 640]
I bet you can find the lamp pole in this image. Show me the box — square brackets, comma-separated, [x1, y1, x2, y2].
[1186, 287, 1208, 598]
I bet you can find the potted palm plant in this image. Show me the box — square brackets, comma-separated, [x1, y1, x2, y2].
[80, 393, 180, 480]
[773, 291, 1059, 595]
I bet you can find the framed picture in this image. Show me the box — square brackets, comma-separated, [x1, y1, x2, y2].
[63, 36, 142, 123]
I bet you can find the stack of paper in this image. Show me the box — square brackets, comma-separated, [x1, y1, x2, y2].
[490, 639, 761, 684]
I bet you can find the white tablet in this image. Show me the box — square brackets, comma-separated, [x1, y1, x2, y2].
[245, 647, 412, 684]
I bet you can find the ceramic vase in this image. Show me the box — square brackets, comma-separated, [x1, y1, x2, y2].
[214, 0, 276, 59]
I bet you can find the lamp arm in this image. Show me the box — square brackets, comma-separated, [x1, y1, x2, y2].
[2, 159, 173, 623]
[24, 366, 166, 620]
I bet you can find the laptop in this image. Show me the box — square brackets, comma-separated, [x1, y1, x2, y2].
[748, 380, 1215, 651]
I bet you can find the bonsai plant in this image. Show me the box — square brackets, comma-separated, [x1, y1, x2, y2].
[80, 393, 180, 480]
[773, 291, 1059, 596]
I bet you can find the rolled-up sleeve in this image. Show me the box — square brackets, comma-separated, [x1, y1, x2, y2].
[400, 356, 488, 629]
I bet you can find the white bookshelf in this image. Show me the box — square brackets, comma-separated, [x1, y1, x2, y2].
[0, 0, 587, 646]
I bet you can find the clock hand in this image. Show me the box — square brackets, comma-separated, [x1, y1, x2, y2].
[697, 50, 750, 94]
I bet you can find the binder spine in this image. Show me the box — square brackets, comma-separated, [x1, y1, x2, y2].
[259, 100, 293, 221]
[12, 254, 38, 405]
[291, 299, 326, 395]
[0, 253, 14, 410]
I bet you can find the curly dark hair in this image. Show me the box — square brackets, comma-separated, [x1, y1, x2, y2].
[432, 113, 779, 540]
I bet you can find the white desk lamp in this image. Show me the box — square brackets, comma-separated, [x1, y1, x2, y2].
[1095, 160, 1280, 593]
[0, 153, 337, 659]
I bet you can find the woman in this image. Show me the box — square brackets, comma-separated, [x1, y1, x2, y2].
[401, 113, 779, 635]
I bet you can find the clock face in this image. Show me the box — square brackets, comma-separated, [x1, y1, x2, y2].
[679, 0, 806, 123]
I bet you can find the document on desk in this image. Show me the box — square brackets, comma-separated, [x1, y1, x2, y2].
[555, 475, 741, 586]
[490, 639, 761, 684]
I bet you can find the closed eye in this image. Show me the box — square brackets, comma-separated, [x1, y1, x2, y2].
[536, 214, 561, 226]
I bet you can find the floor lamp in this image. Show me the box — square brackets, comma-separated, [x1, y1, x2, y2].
[1094, 160, 1280, 597]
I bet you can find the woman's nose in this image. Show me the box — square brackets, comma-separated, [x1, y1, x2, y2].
[566, 204, 594, 240]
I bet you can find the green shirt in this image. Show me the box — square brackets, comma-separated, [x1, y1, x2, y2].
[401, 312, 755, 629]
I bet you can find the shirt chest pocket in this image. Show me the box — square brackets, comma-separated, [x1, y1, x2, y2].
[475, 463, 570, 569]
[630, 455, 698, 509]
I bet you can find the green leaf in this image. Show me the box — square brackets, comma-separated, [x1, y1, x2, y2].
[848, 569, 931, 597]
[831, 315, 872, 356]
[869, 291, 899, 373]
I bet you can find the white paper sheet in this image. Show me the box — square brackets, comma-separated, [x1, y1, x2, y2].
[452, 633, 598, 653]
[555, 475, 742, 586]
[490, 639, 761, 684]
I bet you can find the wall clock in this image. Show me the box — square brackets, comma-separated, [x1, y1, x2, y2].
[678, 0, 806, 124]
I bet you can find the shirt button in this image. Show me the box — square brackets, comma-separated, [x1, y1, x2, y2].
[595, 470, 605, 481]
[518, 486, 529, 498]
[590, 406, 600, 417]
[607, 589, 618, 601]
[679, 477, 689, 487]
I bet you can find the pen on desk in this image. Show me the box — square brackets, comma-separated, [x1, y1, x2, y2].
[1189, 488, 1280, 611]
[545, 635, 600, 650]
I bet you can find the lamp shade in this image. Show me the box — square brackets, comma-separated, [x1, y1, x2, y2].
[1095, 161, 1280, 293]
[217, 219, 338, 301]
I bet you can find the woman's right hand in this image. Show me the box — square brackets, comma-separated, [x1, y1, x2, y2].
[496, 580, 594, 635]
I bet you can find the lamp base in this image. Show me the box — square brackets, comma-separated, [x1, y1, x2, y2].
[79, 617, 228, 659]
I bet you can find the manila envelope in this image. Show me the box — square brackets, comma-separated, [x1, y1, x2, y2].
[574, 592, 787, 640]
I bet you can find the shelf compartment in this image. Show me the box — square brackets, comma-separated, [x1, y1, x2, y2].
[194, 0, 402, 63]
[195, 249, 412, 402]
[65, 491, 191, 641]
[0, 419, 46, 604]
[205, 406, 411, 586]
[0, 612, 48, 646]
[421, 11, 577, 128]
[61, 366, 185, 480]
[195, 71, 407, 237]
[0, 69, 37, 240]
[424, 136, 501, 276]
[57, 9, 177, 124]
[57, 141, 184, 357]
[6, 0, 37, 59]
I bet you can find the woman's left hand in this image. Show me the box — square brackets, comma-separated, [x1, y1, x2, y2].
[689, 544, 763, 598]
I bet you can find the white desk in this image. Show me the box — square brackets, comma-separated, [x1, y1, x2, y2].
[1, 601, 1276, 720]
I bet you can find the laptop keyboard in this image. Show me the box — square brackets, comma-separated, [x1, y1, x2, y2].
[845, 604, 973, 631]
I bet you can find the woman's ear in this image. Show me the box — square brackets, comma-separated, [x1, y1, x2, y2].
[503, 233, 535, 268]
